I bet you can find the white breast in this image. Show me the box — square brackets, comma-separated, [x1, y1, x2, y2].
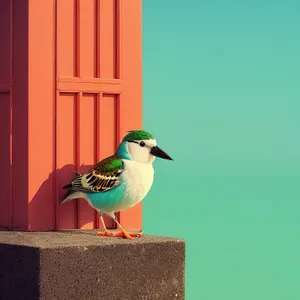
[119, 159, 154, 210]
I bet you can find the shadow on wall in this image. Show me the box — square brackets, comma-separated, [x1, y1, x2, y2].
[28, 164, 114, 230]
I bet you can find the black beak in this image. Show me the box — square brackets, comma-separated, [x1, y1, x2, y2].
[150, 146, 173, 160]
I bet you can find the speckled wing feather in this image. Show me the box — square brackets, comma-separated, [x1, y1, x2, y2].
[63, 155, 123, 194]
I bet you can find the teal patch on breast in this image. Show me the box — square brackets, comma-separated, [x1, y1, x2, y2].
[88, 183, 127, 213]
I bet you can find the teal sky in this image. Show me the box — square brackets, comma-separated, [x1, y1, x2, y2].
[142, 1, 300, 299]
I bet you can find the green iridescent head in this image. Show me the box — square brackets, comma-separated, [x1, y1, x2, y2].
[123, 130, 155, 142]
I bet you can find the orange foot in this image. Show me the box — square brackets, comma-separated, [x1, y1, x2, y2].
[97, 231, 113, 237]
[113, 230, 142, 240]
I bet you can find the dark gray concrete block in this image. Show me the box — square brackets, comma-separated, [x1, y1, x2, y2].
[0, 231, 185, 300]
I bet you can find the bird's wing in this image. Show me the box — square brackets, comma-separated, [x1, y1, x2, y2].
[63, 155, 123, 194]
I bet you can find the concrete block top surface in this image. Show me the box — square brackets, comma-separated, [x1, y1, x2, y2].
[0, 230, 185, 249]
[0, 231, 185, 300]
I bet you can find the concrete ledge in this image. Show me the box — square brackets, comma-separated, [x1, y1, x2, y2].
[0, 231, 185, 300]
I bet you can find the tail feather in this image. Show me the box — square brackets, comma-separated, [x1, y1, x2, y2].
[60, 190, 74, 204]
[62, 183, 72, 190]
[60, 171, 85, 204]
[60, 191, 88, 204]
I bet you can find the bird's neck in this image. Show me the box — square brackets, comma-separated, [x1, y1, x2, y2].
[116, 141, 131, 160]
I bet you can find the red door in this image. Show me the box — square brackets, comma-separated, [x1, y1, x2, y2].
[0, 0, 142, 231]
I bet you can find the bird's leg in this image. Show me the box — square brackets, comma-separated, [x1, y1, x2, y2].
[97, 212, 141, 239]
[97, 212, 113, 237]
[112, 216, 142, 240]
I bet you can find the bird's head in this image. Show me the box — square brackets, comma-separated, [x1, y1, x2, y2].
[117, 130, 173, 164]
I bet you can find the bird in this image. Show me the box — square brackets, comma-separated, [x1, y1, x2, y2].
[60, 130, 173, 239]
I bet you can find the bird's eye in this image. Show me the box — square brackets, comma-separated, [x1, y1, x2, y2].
[140, 141, 145, 147]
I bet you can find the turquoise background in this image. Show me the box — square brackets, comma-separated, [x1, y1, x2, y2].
[142, 1, 300, 299]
